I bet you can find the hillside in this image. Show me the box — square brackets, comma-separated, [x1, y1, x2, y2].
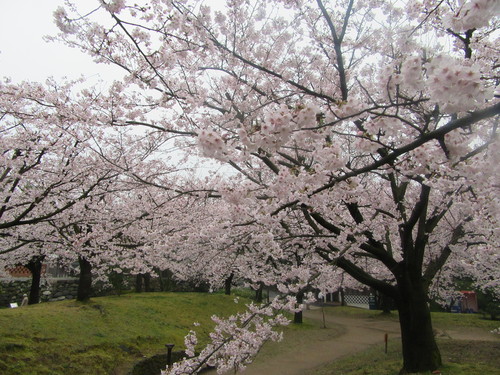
[0, 292, 247, 375]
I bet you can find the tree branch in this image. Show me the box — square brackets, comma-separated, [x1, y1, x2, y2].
[312, 102, 500, 196]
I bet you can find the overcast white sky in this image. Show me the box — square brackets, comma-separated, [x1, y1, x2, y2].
[0, 1, 230, 175]
[0, 0, 120, 84]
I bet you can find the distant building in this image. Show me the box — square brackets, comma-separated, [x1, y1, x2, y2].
[458, 291, 479, 313]
[2, 262, 72, 279]
[448, 291, 479, 313]
[3, 265, 45, 278]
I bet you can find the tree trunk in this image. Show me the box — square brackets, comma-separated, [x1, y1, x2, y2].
[143, 273, 151, 292]
[155, 268, 166, 291]
[339, 288, 346, 306]
[26, 255, 44, 305]
[135, 274, 143, 292]
[224, 273, 234, 295]
[255, 283, 263, 303]
[162, 269, 174, 291]
[396, 280, 441, 373]
[77, 256, 92, 302]
[378, 292, 394, 314]
[294, 291, 304, 324]
[135, 273, 152, 292]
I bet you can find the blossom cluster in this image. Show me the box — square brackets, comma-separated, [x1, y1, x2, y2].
[53, 7, 77, 34]
[197, 129, 227, 160]
[100, 0, 126, 14]
[313, 143, 347, 171]
[443, 0, 500, 32]
[352, 131, 381, 153]
[425, 55, 493, 113]
[163, 300, 290, 375]
[250, 104, 321, 152]
[261, 104, 294, 138]
[336, 98, 365, 119]
[400, 56, 424, 92]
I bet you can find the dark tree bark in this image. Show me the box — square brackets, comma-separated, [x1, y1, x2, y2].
[394, 185, 441, 372]
[135, 274, 143, 293]
[156, 268, 170, 291]
[293, 291, 304, 324]
[337, 256, 442, 372]
[339, 273, 346, 306]
[158, 270, 165, 292]
[339, 288, 346, 306]
[224, 273, 234, 295]
[255, 283, 264, 302]
[161, 269, 174, 291]
[377, 291, 395, 314]
[25, 255, 45, 305]
[310, 182, 450, 373]
[77, 256, 92, 302]
[396, 277, 441, 373]
[135, 273, 152, 292]
[143, 273, 151, 292]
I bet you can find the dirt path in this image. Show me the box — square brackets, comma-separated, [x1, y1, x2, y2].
[205, 306, 499, 375]
[232, 308, 400, 375]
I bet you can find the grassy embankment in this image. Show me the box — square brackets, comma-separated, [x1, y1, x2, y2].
[0, 292, 250, 375]
[307, 306, 500, 375]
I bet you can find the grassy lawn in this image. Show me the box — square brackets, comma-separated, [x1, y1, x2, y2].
[308, 306, 500, 375]
[1, 297, 498, 375]
[323, 305, 500, 330]
[306, 339, 500, 375]
[0, 292, 249, 375]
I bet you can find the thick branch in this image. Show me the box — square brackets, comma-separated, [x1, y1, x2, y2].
[209, 37, 338, 103]
[412, 184, 431, 275]
[120, 120, 197, 136]
[251, 152, 280, 175]
[423, 224, 464, 288]
[111, 14, 177, 98]
[336, 257, 399, 299]
[358, 241, 400, 276]
[309, 211, 341, 235]
[0, 173, 118, 229]
[300, 204, 322, 234]
[312, 102, 500, 196]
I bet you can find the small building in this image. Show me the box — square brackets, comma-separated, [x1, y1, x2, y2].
[459, 291, 478, 313]
[449, 291, 479, 313]
[4, 265, 46, 278]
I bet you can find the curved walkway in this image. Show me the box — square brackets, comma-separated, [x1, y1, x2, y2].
[205, 306, 498, 375]
[236, 307, 401, 375]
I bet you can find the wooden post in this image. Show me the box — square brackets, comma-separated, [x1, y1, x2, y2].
[166, 343, 175, 366]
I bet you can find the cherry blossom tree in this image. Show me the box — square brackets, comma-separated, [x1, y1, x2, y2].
[0, 77, 189, 302]
[0, 80, 113, 235]
[52, 0, 500, 373]
[0, 78, 121, 303]
[39, 142, 201, 300]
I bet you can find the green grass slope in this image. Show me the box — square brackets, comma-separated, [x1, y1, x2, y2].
[0, 292, 247, 375]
